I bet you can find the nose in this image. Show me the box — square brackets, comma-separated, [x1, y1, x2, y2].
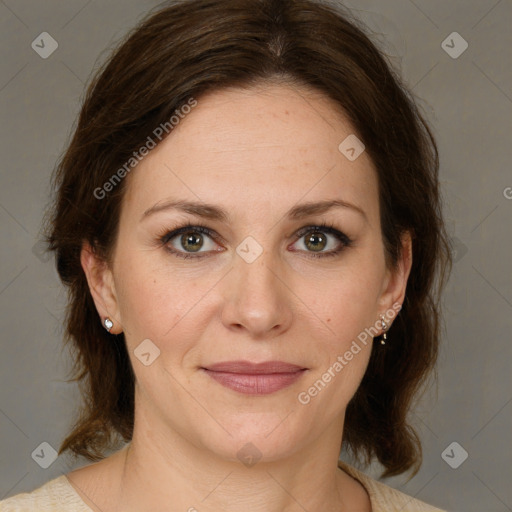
[220, 249, 293, 339]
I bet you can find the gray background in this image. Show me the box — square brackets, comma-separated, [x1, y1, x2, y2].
[1, 1, 511, 511]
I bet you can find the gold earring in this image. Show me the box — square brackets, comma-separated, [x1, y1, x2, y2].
[379, 315, 388, 345]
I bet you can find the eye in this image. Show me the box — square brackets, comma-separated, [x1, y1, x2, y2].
[159, 223, 223, 259]
[290, 223, 353, 258]
[157, 222, 353, 260]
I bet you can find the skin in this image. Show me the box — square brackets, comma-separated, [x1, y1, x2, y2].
[73, 82, 412, 512]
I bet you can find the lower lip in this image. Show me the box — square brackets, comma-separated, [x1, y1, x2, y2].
[202, 369, 306, 395]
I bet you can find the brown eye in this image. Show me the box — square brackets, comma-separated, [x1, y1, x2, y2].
[180, 232, 204, 252]
[304, 231, 327, 252]
[160, 224, 222, 259]
[291, 224, 353, 258]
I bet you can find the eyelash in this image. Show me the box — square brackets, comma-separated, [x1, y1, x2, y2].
[157, 222, 353, 260]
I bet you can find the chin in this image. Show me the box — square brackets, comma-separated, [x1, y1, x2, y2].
[194, 410, 310, 465]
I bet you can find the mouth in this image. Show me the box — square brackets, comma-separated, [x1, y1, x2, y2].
[200, 360, 308, 395]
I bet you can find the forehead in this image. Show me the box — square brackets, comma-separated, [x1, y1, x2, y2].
[122, 83, 379, 226]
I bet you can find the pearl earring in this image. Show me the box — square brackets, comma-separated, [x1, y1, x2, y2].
[104, 317, 113, 332]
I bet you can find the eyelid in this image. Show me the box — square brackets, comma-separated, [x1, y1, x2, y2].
[292, 224, 352, 245]
[158, 222, 353, 258]
[159, 223, 220, 244]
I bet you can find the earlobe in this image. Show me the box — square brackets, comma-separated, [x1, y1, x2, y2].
[80, 241, 123, 334]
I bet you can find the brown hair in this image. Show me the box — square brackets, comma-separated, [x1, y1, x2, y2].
[44, 0, 452, 477]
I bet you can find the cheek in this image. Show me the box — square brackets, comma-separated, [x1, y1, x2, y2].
[297, 325, 373, 421]
[113, 251, 193, 348]
[114, 229, 385, 365]
[294, 261, 382, 405]
[300, 283, 375, 410]
[303, 265, 383, 346]
[113, 249, 229, 372]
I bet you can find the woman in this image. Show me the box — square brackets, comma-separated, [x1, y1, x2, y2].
[1, 0, 451, 510]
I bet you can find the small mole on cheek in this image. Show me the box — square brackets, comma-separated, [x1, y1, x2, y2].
[327, 318, 331, 322]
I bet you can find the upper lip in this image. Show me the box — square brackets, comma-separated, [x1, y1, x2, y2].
[202, 360, 306, 374]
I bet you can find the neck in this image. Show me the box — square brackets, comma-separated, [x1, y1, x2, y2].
[112, 408, 359, 511]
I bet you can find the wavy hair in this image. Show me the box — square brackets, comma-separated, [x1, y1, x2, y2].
[44, 0, 452, 477]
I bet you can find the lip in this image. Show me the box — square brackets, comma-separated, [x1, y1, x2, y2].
[201, 360, 307, 395]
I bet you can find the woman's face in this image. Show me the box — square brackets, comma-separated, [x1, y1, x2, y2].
[84, 83, 410, 463]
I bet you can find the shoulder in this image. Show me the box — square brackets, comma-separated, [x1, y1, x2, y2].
[338, 460, 446, 512]
[0, 475, 92, 512]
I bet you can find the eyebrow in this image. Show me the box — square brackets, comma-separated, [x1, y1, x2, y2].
[140, 198, 367, 223]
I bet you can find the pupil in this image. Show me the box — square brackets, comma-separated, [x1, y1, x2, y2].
[307, 232, 326, 252]
[181, 232, 203, 252]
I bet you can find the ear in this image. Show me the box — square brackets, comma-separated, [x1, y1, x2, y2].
[377, 231, 413, 327]
[80, 241, 123, 334]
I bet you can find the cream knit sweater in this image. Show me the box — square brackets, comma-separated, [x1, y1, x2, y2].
[0, 460, 446, 511]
